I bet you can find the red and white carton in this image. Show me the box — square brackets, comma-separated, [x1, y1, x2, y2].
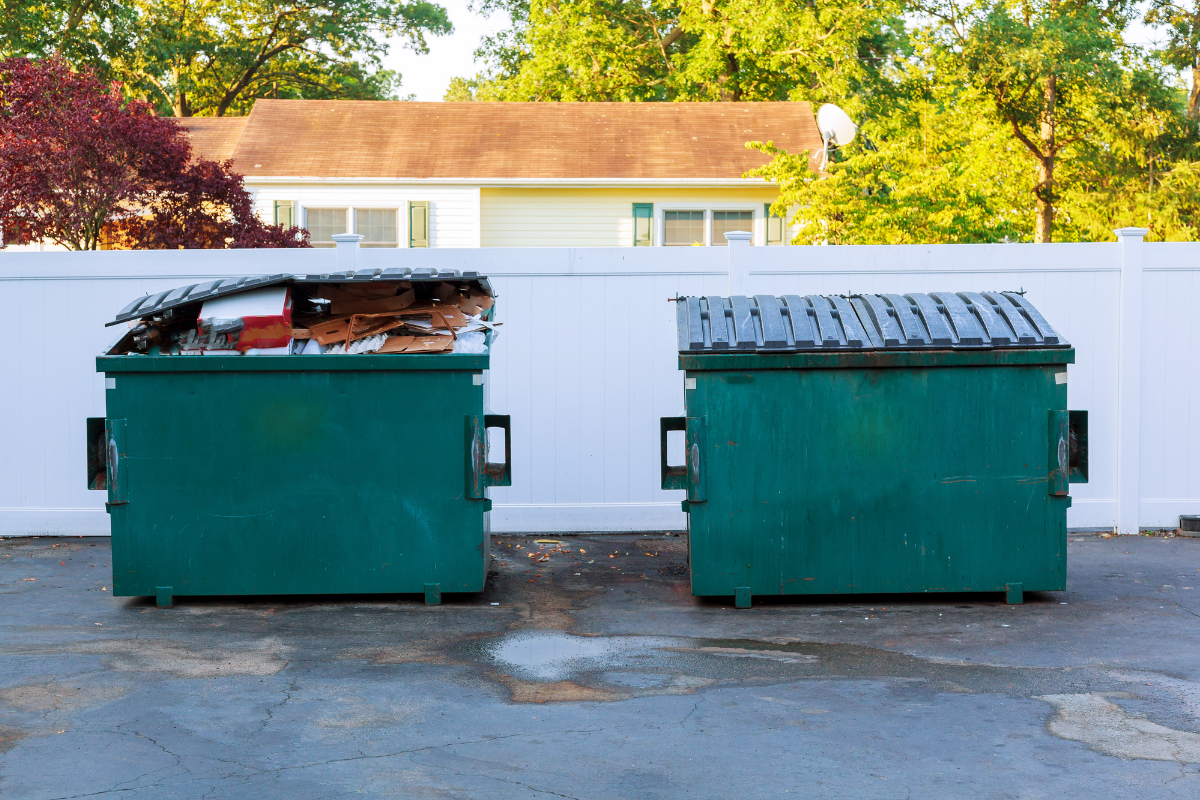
[198, 286, 293, 351]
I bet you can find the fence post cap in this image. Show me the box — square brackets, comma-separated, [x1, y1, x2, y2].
[1113, 227, 1149, 239]
[331, 233, 364, 245]
[724, 231, 753, 243]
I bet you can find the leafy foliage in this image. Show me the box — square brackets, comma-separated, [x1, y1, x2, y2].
[750, 68, 1033, 244]
[458, 0, 902, 103]
[749, 3, 1200, 243]
[0, 58, 309, 249]
[1, 0, 451, 116]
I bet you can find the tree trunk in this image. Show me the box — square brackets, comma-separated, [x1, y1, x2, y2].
[1034, 73, 1057, 243]
[718, 52, 740, 101]
[1190, 63, 1200, 119]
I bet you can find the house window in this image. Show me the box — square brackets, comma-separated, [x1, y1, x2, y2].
[711, 210, 754, 246]
[664, 210, 705, 246]
[633, 203, 653, 246]
[306, 208, 348, 248]
[273, 200, 294, 228]
[355, 208, 398, 248]
[408, 201, 429, 248]
[765, 203, 786, 245]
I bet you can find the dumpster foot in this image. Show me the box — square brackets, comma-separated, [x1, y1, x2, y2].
[1006, 582, 1023, 605]
[155, 587, 174, 609]
[424, 583, 442, 606]
[734, 586, 752, 609]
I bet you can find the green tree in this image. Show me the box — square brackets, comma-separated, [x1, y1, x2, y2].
[457, 0, 901, 103]
[2, 0, 451, 115]
[0, 0, 135, 68]
[1146, 0, 1200, 117]
[913, 0, 1147, 242]
[748, 34, 1200, 242]
[750, 45, 1034, 244]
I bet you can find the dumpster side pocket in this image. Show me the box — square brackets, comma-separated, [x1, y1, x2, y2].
[483, 414, 512, 487]
[1068, 410, 1088, 483]
[466, 414, 511, 499]
[661, 417, 687, 491]
[686, 416, 707, 503]
[87, 417, 107, 490]
[105, 418, 128, 508]
[1047, 410, 1069, 496]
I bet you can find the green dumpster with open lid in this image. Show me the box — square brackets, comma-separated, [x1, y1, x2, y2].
[90, 268, 510, 607]
[662, 291, 1087, 607]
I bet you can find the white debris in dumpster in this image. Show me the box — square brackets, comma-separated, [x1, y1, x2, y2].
[326, 334, 388, 355]
[453, 331, 487, 354]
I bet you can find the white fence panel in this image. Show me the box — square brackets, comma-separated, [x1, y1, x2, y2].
[2, 233, 1198, 536]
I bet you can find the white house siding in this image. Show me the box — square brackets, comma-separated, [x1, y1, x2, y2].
[248, 183, 482, 248]
[480, 187, 783, 247]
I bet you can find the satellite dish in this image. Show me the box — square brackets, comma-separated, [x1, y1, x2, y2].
[816, 103, 857, 170]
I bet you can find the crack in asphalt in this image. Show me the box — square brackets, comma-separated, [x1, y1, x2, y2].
[680, 696, 704, 726]
[253, 683, 295, 738]
[481, 773, 582, 799]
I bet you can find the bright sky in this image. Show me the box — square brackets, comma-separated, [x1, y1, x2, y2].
[382, 0, 511, 101]
[381, 3, 1178, 103]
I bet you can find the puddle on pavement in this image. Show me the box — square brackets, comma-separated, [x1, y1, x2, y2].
[483, 632, 679, 682]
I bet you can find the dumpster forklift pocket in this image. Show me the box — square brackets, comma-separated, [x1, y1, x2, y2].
[660, 417, 687, 490]
[86, 417, 107, 490]
[466, 414, 511, 499]
[1068, 410, 1088, 483]
[104, 419, 128, 509]
[660, 415, 706, 502]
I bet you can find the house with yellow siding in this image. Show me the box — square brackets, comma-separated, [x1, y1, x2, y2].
[181, 100, 822, 249]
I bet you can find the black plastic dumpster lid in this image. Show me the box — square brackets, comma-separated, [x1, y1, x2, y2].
[108, 271, 495, 327]
[676, 292, 1068, 353]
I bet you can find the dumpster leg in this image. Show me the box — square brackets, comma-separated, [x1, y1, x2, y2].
[424, 583, 442, 606]
[155, 587, 174, 609]
[1005, 583, 1023, 605]
[734, 586, 752, 609]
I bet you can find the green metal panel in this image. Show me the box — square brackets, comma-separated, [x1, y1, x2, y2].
[97, 353, 500, 599]
[680, 361, 1073, 598]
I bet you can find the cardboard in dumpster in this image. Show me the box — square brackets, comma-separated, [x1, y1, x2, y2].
[329, 289, 416, 315]
[105, 272, 497, 357]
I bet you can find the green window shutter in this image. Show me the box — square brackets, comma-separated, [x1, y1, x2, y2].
[765, 203, 785, 245]
[633, 203, 653, 247]
[409, 201, 429, 248]
[274, 200, 294, 228]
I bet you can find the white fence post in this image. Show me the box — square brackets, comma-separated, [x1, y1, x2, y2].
[332, 233, 363, 273]
[1115, 227, 1147, 534]
[725, 231, 752, 295]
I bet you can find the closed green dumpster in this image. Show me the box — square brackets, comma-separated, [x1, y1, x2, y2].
[91, 269, 510, 607]
[662, 292, 1087, 606]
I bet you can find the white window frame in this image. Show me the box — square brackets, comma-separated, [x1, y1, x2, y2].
[657, 203, 764, 246]
[302, 207, 350, 248]
[351, 206, 402, 249]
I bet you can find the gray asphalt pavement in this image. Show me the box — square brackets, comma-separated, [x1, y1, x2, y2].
[2, 531, 1198, 799]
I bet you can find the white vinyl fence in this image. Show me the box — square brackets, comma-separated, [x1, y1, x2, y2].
[1, 228, 1197, 536]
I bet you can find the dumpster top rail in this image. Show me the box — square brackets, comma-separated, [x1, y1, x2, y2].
[676, 292, 1068, 353]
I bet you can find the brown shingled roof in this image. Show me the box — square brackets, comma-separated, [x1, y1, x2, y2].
[176, 116, 247, 163]
[180, 100, 820, 180]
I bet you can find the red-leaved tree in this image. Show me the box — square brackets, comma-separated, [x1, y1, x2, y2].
[0, 58, 309, 250]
